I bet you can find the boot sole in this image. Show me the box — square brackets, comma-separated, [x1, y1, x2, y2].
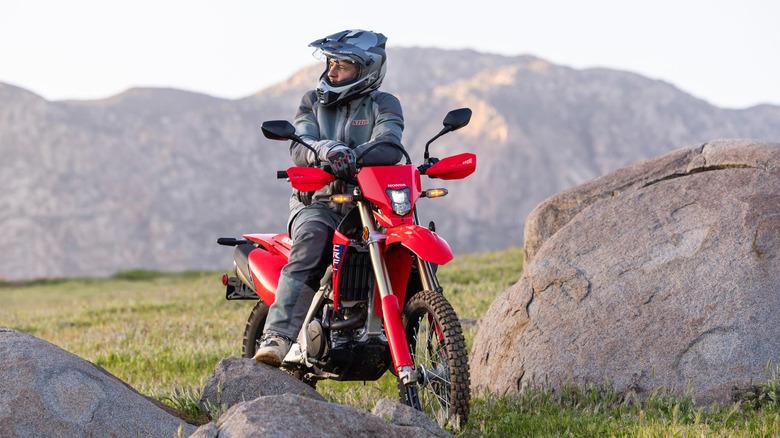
[253, 351, 282, 367]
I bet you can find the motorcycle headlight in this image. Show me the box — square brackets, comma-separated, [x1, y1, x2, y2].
[386, 188, 412, 216]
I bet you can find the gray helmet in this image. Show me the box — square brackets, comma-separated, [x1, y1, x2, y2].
[309, 29, 387, 107]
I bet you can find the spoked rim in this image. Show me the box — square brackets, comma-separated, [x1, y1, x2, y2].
[410, 313, 453, 425]
[400, 290, 470, 427]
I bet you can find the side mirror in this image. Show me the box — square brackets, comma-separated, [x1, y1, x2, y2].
[261, 119, 319, 160]
[424, 107, 473, 160]
[261, 120, 297, 141]
[442, 108, 472, 132]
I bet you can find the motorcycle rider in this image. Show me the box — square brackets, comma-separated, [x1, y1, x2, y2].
[254, 29, 405, 366]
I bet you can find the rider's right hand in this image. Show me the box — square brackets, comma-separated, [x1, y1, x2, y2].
[314, 140, 345, 162]
[325, 145, 357, 179]
[313, 140, 357, 178]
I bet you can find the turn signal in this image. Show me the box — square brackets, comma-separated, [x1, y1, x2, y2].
[329, 194, 354, 203]
[424, 188, 448, 198]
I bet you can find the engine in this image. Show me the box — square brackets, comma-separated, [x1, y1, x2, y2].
[305, 249, 391, 380]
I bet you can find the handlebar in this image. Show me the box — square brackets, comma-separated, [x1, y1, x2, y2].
[278, 159, 441, 180]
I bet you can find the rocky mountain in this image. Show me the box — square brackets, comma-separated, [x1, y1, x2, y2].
[2, 47, 780, 280]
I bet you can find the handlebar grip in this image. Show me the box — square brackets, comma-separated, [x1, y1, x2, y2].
[217, 237, 249, 246]
[277, 170, 288, 179]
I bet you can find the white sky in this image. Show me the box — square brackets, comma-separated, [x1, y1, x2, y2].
[1, 0, 778, 109]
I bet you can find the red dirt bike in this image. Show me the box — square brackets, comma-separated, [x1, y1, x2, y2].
[217, 108, 475, 427]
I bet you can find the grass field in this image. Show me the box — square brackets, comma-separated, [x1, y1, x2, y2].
[2, 247, 779, 437]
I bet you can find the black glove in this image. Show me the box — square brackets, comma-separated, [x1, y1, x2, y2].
[314, 140, 344, 162]
[326, 145, 357, 179]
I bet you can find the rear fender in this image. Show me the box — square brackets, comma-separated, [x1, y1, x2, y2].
[244, 234, 292, 306]
[244, 233, 292, 259]
[247, 248, 286, 306]
[241, 234, 290, 306]
[385, 224, 453, 266]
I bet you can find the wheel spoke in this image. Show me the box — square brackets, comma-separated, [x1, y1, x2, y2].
[412, 313, 451, 422]
[400, 290, 470, 428]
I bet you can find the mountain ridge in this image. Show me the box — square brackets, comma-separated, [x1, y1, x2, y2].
[1, 47, 779, 280]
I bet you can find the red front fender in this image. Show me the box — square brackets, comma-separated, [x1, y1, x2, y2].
[385, 224, 453, 265]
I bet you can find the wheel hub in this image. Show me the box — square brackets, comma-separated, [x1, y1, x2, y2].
[417, 364, 449, 390]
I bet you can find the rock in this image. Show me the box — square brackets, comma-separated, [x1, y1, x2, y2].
[0, 327, 195, 438]
[188, 422, 218, 438]
[202, 393, 440, 437]
[371, 399, 454, 437]
[198, 357, 324, 414]
[523, 139, 780, 264]
[522, 145, 702, 264]
[471, 139, 780, 404]
[0, 328, 449, 438]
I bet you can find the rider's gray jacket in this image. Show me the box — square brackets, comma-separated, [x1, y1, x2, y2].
[288, 89, 405, 229]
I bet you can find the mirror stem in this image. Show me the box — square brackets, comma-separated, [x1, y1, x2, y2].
[291, 135, 320, 160]
[424, 127, 451, 160]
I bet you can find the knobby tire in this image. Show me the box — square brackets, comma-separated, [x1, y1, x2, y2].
[400, 290, 471, 428]
[242, 300, 269, 358]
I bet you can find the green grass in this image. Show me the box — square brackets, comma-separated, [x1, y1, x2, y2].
[1, 271, 248, 395]
[2, 247, 779, 436]
[463, 380, 780, 437]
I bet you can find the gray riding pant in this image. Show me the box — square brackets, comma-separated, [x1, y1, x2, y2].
[264, 203, 342, 339]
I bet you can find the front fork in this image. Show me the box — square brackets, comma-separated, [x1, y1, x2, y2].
[413, 207, 441, 294]
[356, 201, 420, 386]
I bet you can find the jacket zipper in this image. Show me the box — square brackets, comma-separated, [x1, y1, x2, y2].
[340, 101, 351, 144]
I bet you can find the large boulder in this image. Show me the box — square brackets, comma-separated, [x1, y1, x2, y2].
[471, 139, 780, 403]
[199, 356, 325, 413]
[189, 393, 451, 438]
[0, 327, 195, 438]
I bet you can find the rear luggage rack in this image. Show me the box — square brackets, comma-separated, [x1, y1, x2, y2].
[224, 275, 259, 300]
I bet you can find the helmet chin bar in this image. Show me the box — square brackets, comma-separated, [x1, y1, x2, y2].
[317, 73, 376, 107]
[323, 69, 362, 88]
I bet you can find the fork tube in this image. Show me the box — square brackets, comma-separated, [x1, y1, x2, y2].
[413, 207, 440, 293]
[357, 201, 414, 373]
[357, 201, 393, 299]
[416, 256, 437, 292]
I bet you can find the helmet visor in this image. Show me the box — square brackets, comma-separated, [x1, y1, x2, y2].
[313, 51, 364, 86]
[310, 39, 373, 67]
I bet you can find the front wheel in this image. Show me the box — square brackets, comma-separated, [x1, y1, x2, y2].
[400, 290, 471, 428]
